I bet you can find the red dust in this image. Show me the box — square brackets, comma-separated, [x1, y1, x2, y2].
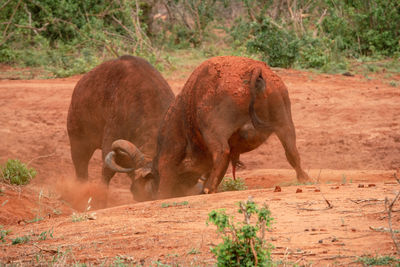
[56, 177, 109, 211]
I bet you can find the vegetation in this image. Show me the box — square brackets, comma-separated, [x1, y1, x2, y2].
[219, 177, 248, 192]
[39, 228, 54, 240]
[0, 159, 36, 185]
[161, 200, 189, 208]
[0, 0, 399, 77]
[207, 198, 274, 266]
[0, 225, 11, 243]
[11, 235, 31, 245]
[357, 255, 400, 266]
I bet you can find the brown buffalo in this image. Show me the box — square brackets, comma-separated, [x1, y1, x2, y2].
[67, 55, 174, 201]
[107, 56, 309, 200]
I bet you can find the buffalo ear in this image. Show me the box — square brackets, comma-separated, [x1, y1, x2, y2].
[255, 75, 266, 93]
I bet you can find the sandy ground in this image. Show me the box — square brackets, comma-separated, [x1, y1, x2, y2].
[0, 62, 399, 265]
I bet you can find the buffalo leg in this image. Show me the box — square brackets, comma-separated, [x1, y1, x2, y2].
[70, 138, 96, 181]
[275, 125, 309, 182]
[202, 133, 231, 193]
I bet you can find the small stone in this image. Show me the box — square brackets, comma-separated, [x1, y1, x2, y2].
[330, 186, 339, 189]
[274, 186, 282, 192]
[351, 228, 356, 232]
[314, 189, 320, 192]
[318, 240, 323, 244]
[305, 229, 309, 232]
[368, 184, 376, 187]
[358, 184, 365, 188]
[296, 188, 302, 193]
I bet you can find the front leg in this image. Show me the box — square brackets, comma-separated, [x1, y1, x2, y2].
[202, 131, 232, 193]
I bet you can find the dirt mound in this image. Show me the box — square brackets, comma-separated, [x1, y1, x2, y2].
[0, 183, 74, 225]
[1, 178, 399, 265]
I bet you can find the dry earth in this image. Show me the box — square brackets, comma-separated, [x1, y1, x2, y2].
[0, 62, 399, 266]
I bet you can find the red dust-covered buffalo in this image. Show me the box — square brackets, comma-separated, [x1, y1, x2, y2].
[67, 55, 174, 201]
[107, 56, 309, 201]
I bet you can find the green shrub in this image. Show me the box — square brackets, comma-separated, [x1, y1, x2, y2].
[297, 35, 330, 69]
[207, 198, 274, 266]
[0, 226, 11, 243]
[246, 18, 299, 68]
[12, 235, 30, 245]
[357, 255, 399, 266]
[0, 159, 36, 185]
[219, 177, 247, 192]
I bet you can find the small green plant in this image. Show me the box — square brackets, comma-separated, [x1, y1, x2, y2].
[207, 197, 274, 266]
[0, 226, 11, 243]
[152, 261, 172, 267]
[389, 81, 398, 87]
[39, 229, 54, 241]
[161, 201, 189, 208]
[341, 174, 347, 184]
[357, 255, 399, 266]
[219, 177, 247, 192]
[0, 159, 36, 185]
[26, 216, 44, 224]
[187, 248, 201, 255]
[12, 235, 30, 245]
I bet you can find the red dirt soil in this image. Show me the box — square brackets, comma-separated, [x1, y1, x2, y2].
[0, 64, 399, 265]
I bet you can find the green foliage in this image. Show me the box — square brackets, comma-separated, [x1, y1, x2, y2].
[161, 201, 189, 208]
[0, 226, 11, 243]
[322, 0, 400, 57]
[246, 18, 299, 68]
[0, 159, 36, 185]
[0, 0, 156, 76]
[207, 198, 273, 266]
[357, 255, 400, 266]
[297, 35, 330, 69]
[12, 235, 31, 245]
[1, 0, 399, 75]
[219, 177, 247, 192]
[187, 248, 201, 255]
[228, 0, 400, 70]
[39, 229, 54, 240]
[154, 0, 224, 49]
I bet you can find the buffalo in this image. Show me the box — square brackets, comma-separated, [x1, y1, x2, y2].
[106, 56, 309, 200]
[67, 55, 174, 201]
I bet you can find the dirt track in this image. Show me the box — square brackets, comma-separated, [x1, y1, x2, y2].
[0, 63, 399, 265]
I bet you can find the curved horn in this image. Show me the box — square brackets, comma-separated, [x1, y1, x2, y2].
[104, 139, 145, 173]
[249, 67, 274, 131]
[105, 151, 135, 173]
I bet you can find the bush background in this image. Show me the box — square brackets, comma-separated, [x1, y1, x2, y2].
[0, 0, 399, 77]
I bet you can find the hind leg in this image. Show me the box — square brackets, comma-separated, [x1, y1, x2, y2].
[70, 137, 96, 182]
[275, 124, 310, 182]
